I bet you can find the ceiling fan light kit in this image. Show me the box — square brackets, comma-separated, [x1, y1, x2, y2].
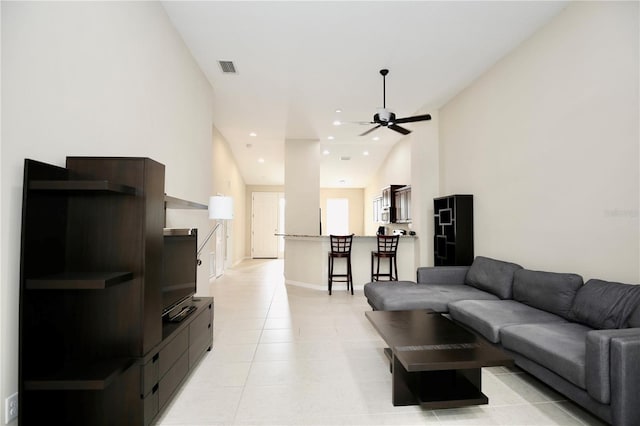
[359, 69, 431, 137]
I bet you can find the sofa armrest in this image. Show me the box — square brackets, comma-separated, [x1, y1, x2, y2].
[611, 333, 640, 426]
[416, 266, 469, 285]
[586, 328, 640, 405]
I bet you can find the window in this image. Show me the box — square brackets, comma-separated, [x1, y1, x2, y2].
[326, 198, 349, 235]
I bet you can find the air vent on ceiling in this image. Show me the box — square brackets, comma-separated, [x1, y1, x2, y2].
[340, 156, 351, 161]
[219, 61, 237, 74]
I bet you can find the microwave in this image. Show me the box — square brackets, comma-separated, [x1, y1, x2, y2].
[381, 207, 390, 224]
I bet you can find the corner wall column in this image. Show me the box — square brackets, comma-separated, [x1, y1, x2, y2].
[411, 110, 440, 267]
[284, 138, 322, 285]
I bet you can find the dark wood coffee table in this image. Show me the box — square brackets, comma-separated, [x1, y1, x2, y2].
[366, 309, 513, 409]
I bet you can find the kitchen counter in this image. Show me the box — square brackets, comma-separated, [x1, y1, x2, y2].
[281, 234, 418, 291]
[277, 234, 416, 238]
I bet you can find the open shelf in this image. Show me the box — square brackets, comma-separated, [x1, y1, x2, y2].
[24, 358, 134, 391]
[26, 272, 133, 290]
[164, 195, 207, 210]
[412, 370, 488, 409]
[29, 180, 139, 195]
[20, 158, 214, 425]
[433, 195, 473, 266]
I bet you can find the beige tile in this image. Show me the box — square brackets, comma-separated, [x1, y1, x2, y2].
[235, 382, 371, 423]
[259, 328, 297, 343]
[491, 372, 566, 403]
[187, 356, 251, 388]
[215, 328, 263, 345]
[156, 386, 243, 425]
[208, 343, 257, 363]
[554, 401, 609, 425]
[263, 317, 293, 329]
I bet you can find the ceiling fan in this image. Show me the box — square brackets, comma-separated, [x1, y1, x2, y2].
[359, 69, 432, 137]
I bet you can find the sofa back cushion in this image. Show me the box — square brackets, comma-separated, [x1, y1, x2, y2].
[570, 279, 640, 329]
[464, 256, 523, 299]
[627, 305, 640, 328]
[513, 269, 583, 319]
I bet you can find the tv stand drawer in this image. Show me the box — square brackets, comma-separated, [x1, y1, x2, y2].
[159, 328, 188, 378]
[189, 302, 213, 366]
[159, 350, 189, 409]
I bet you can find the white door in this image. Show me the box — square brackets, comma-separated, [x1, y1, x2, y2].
[252, 192, 280, 258]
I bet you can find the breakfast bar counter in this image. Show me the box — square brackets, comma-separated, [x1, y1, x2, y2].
[281, 234, 418, 291]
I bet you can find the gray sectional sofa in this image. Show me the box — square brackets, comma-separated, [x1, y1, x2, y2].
[363, 256, 640, 426]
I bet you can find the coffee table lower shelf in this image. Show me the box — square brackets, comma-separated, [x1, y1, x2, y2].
[389, 350, 489, 409]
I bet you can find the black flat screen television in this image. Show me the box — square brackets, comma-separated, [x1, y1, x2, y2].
[162, 229, 197, 317]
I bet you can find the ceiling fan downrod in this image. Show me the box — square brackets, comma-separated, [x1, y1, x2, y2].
[380, 69, 389, 109]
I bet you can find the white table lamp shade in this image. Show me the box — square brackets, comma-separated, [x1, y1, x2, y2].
[208, 196, 233, 220]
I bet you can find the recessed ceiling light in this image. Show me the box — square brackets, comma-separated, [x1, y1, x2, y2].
[335, 109, 342, 113]
[322, 150, 330, 155]
[372, 136, 380, 141]
[332, 120, 341, 126]
[338, 179, 346, 184]
[327, 136, 334, 140]
[249, 132, 257, 137]
[258, 158, 265, 163]
[363, 151, 369, 156]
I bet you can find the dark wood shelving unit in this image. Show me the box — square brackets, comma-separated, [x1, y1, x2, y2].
[164, 195, 207, 210]
[24, 358, 135, 391]
[26, 272, 134, 290]
[434, 195, 474, 266]
[19, 157, 213, 426]
[29, 179, 140, 195]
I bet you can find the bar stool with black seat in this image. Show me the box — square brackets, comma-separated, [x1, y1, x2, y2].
[371, 235, 399, 281]
[328, 234, 354, 295]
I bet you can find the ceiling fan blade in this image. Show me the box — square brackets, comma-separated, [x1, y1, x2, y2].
[393, 114, 432, 124]
[359, 125, 382, 136]
[345, 121, 375, 125]
[388, 124, 411, 135]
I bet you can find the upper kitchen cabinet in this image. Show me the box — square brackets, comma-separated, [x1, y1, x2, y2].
[373, 196, 383, 223]
[394, 186, 411, 223]
[380, 185, 405, 224]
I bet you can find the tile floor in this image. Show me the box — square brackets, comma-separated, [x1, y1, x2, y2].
[157, 259, 606, 426]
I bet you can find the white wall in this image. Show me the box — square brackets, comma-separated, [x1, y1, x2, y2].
[1, 2, 214, 423]
[211, 126, 246, 268]
[440, 1, 639, 282]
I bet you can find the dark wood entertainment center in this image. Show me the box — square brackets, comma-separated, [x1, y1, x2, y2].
[19, 157, 213, 425]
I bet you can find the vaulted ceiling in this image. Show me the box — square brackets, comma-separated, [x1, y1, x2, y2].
[162, 1, 567, 188]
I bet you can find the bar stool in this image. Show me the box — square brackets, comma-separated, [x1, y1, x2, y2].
[328, 234, 354, 295]
[371, 235, 399, 281]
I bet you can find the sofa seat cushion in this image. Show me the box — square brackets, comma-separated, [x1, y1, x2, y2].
[513, 269, 583, 319]
[465, 256, 523, 299]
[449, 300, 568, 343]
[363, 281, 498, 312]
[570, 279, 640, 329]
[501, 322, 592, 390]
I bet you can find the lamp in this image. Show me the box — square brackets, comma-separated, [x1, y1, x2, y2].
[196, 196, 233, 263]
